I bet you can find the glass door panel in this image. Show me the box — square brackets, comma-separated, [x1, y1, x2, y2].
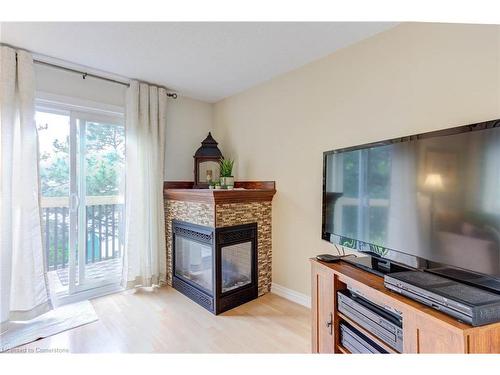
[221, 242, 252, 293]
[175, 237, 214, 294]
[80, 119, 125, 289]
[36, 110, 72, 296]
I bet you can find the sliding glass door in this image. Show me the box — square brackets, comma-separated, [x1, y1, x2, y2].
[36, 104, 125, 300]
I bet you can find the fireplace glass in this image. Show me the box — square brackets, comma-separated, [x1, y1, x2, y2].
[221, 241, 252, 293]
[174, 236, 213, 293]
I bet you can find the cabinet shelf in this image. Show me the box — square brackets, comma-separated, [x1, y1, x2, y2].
[337, 312, 399, 354]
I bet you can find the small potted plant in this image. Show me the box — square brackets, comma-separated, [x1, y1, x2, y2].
[219, 158, 235, 189]
[214, 181, 222, 190]
[208, 180, 216, 189]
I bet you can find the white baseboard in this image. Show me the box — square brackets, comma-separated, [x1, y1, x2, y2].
[271, 283, 311, 308]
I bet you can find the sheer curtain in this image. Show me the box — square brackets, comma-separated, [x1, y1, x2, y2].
[122, 81, 167, 288]
[0, 46, 51, 325]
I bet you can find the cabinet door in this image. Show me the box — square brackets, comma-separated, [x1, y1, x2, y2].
[311, 263, 335, 353]
[405, 312, 466, 353]
[467, 327, 500, 353]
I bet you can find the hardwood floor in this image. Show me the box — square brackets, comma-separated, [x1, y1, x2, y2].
[14, 287, 311, 353]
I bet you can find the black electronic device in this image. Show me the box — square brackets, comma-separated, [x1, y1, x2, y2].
[316, 254, 343, 263]
[322, 118, 500, 292]
[337, 289, 403, 352]
[340, 322, 388, 354]
[384, 271, 500, 326]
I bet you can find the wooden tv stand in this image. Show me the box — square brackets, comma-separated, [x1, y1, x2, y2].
[311, 259, 500, 353]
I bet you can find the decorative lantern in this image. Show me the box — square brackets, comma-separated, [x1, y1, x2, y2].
[193, 132, 223, 188]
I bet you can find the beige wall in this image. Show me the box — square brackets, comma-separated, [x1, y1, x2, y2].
[213, 23, 500, 297]
[165, 96, 213, 180]
[35, 64, 214, 181]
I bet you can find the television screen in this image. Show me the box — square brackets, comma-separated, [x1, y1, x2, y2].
[322, 120, 500, 279]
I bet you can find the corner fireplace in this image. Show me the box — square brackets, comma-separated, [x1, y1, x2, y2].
[172, 220, 258, 314]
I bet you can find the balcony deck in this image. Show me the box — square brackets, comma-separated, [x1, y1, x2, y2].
[48, 258, 123, 294]
[41, 196, 124, 292]
[57, 258, 123, 286]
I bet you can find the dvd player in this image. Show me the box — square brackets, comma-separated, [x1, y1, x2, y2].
[340, 322, 388, 354]
[337, 289, 403, 352]
[384, 271, 500, 326]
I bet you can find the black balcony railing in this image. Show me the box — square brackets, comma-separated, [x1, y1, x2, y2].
[41, 196, 124, 271]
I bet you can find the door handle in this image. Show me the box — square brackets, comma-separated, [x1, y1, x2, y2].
[326, 313, 333, 335]
[70, 194, 80, 211]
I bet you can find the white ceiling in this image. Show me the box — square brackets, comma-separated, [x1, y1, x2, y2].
[1, 22, 396, 102]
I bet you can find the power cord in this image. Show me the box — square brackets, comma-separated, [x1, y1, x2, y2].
[316, 245, 358, 263]
[334, 244, 357, 258]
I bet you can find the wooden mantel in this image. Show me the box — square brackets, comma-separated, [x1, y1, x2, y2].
[163, 181, 276, 204]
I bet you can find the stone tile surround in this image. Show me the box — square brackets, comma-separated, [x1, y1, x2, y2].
[216, 202, 272, 295]
[164, 199, 272, 296]
[164, 200, 214, 286]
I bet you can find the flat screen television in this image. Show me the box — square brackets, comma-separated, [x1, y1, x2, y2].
[322, 119, 500, 293]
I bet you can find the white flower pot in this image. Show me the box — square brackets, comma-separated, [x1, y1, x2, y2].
[222, 176, 234, 188]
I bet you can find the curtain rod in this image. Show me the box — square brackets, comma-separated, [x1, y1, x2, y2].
[1, 42, 178, 99]
[33, 60, 178, 99]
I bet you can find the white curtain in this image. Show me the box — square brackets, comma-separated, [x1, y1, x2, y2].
[122, 81, 167, 288]
[0, 46, 51, 324]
